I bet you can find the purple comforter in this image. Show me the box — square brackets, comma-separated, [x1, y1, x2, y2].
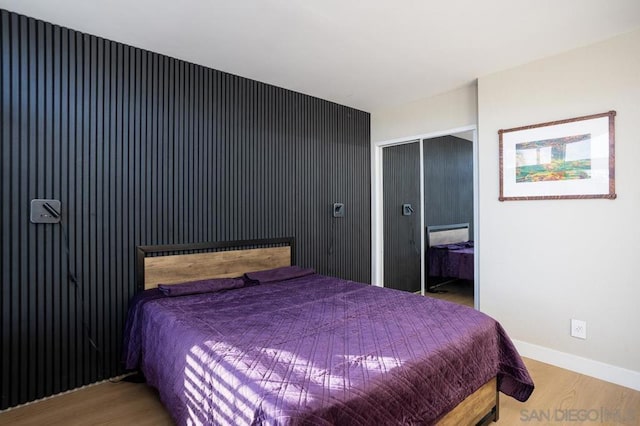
[428, 242, 475, 281]
[123, 272, 533, 425]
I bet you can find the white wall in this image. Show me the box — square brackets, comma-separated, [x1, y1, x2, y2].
[371, 83, 477, 142]
[371, 29, 640, 389]
[478, 29, 640, 383]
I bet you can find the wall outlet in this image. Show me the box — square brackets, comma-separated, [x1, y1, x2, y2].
[570, 319, 587, 339]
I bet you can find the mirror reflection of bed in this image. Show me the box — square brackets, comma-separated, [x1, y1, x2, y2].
[426, 222, 474, 307]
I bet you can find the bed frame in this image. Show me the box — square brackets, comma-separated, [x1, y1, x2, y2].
[135, 236, 498, 424]
[136, 237, 295, 290]
[426, 222, 470, 247]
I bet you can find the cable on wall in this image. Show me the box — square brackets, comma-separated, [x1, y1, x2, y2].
[32, 200, 103, 374]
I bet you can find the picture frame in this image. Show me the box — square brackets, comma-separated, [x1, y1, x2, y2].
[499, 111, 616, 201]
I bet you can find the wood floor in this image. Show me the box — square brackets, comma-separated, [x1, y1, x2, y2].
[2, 357, 638, 425]
[426, 279, 474, 307]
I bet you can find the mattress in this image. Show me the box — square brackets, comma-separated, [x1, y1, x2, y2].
[123, 268, 533, 425]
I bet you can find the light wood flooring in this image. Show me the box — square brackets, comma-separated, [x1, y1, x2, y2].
[426, 279, 475, 308]
[2, 357, 638, 425]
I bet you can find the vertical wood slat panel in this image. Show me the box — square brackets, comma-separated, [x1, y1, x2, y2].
[0, 8, 371, 409]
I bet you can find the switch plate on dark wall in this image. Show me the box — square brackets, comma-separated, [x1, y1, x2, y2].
[30, 199, 61, 224]
[402, 203, 414, 216]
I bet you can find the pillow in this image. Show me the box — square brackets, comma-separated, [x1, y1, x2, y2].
[158, 278, 244, 297]
[244, 265, 315, 284]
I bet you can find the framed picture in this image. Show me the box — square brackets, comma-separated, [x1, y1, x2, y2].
[499, 111, 616, 201]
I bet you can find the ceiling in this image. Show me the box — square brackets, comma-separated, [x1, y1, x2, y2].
[1, 0, 639, 112]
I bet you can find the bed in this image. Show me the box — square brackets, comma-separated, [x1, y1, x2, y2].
[124, 237, 533, 425]
[426, 223, 474, 292]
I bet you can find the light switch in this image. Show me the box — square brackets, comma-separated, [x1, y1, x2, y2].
[333, 203, 345, 218]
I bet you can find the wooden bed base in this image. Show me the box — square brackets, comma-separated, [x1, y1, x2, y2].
[438, 377, 498, 425]
[136, 237, 498, 424]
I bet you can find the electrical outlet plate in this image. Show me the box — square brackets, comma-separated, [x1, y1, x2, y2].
[570, 319, 587, 339]
[30, 199, 61, 224]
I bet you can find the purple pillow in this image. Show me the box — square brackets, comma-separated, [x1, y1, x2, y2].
[244, 265, 315, 284]
[158, 278, 244, 296]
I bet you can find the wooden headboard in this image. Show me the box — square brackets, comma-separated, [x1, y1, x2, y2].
[426, 223, 470, 247]
[136, 237, 295, 291]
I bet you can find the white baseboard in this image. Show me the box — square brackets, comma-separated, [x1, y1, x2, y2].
[512, 339, 640, 391]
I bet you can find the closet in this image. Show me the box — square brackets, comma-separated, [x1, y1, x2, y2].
[382, 134, 473, 294]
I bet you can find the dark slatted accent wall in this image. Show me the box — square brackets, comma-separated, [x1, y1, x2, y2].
[0, 9, 371, 409]
[382, 142, 421, 293]
[423, 136, 473, 236]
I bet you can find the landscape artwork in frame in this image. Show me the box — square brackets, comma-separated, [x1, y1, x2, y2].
[499, 111, 616, 201]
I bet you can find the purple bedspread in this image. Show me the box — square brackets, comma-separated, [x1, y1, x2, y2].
[123, 273, 533, 425]
[428, 241, 474, 281]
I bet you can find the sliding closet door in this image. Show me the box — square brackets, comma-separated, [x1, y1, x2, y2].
[383, 142, 421, 292]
